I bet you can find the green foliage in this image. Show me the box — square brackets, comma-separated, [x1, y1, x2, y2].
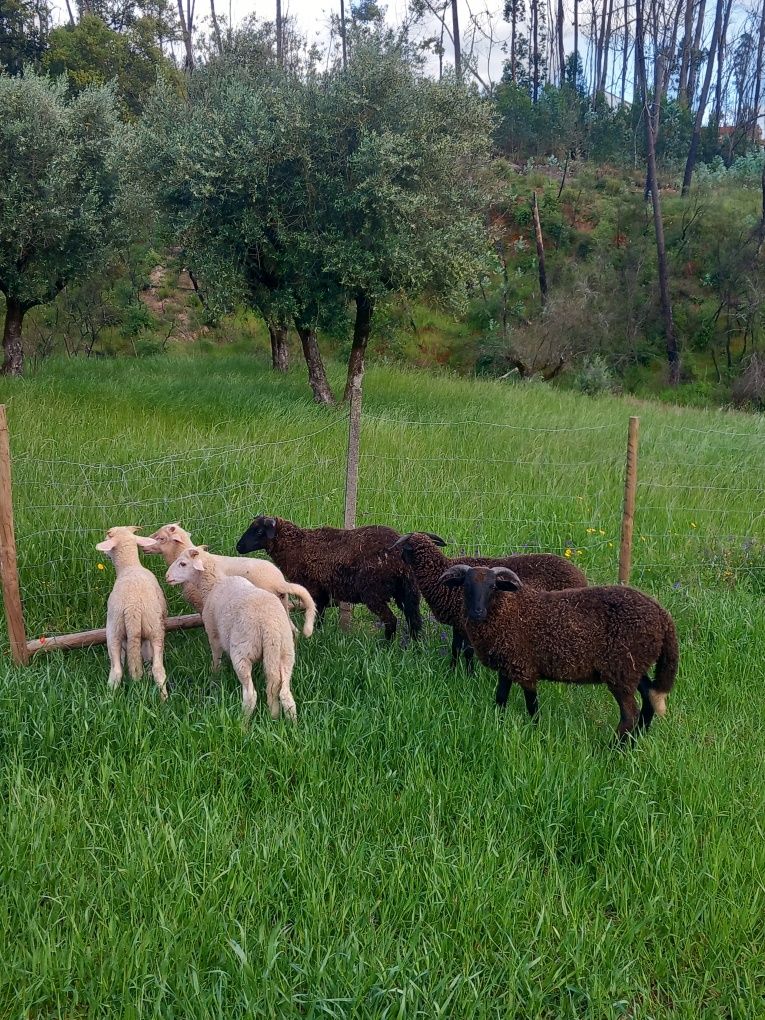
[574, 354, 617, 395]
[43, 14, 177, 117]
[0, 0, 49, 73]
[0, 71, 126, 315]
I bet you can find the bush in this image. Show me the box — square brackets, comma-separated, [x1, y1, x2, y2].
[573, 354, 616, 395]
[732, 353, 765, 409]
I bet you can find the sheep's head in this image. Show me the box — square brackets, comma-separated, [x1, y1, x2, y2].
[96, 526, 156, 559]
[389, 532, 447, 565]
[165, 546, 208, 585]
[146, 522, 191, 554]
[236, 516, 277, 554]
[439, 565, 523, 622]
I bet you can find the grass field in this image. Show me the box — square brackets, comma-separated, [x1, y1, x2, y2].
[1, 349, 764, 1017]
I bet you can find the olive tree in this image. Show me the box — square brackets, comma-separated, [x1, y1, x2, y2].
[0, 71, 124, 374]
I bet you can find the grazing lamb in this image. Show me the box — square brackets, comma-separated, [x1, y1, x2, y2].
[440, 564, 678, 741]
[96, 526, 168, 701]
[166, 546, 297, 721]
[146, 523, 316, 637]
[236, 516, 422, 640]
[391, 532, 588, 669]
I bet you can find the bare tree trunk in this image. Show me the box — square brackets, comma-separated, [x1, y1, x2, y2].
[267, 320, 289, 373]
[595, 0, 608, 94]
[682, 0, 725, 195]
[599, 0, 615, 94]
[620, 0, 629, 104]
[532, 193, 548, 306]
[636, 0, 680, 385]
[2, 297, 25, 377]
[574, 0, 579, 83]
[678, 0, 694, 104]
[340, 0, 347, 69]
[64, 0, 76, 24]
[713, 0, 732, 125]
[343, 293, 374, 402]
[296, 325, 335, 404]
[752, 0, 765, 144]
[687, 0, 707, 103]
[532, 0, 539, 101]
[276, 0, 283, 65]
[176, 0, 194, 70]
[210, 0, 223, 53]
[451, 0, 461, 77]
[557, 0, 565, 83]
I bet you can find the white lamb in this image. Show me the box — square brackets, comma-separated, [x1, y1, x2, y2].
[146, 523, 315, 637]
[96, 526, 168, 701]
[166, 546, 297, 721]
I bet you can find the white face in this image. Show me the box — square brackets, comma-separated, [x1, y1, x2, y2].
[165, 551, 204, 585]
[148, 523, 188, 553]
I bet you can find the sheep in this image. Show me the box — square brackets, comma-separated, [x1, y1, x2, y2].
[166, 546, 297, 721]
[391, 532, 588, 670]
[439, 564, 678, 741]
[96, 526, 168, 701]
[235, 516, 422, 640]
[146, 523, 316, 637]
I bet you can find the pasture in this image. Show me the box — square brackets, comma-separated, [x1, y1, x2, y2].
[0, 349, 764, 1018]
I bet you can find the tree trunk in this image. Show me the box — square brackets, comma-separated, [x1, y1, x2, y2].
[687, 0, 707, 103]
[620, 0, 629, 105]
[557, 0, 565, 84]
[682, 0, 725, 195]
[343, 293, 374, 403]
[176, 0, 194, 70]
[636, 0, 680, 385]
[340, 0, 347, 69]
[451, 0, 461, 78]
[210, 0, 223, 53]
[752, 0, 765, 144]
[296, 325, 335, 404]
[267, 320, 289, 373]
[713, 0, 732, 126]
[2, 298, 25, 377]
[532, 193, 548, 306]
[532, 0, 539, 102]
[677, 0, 694, 104]
[276, 0, 283, 65]
[573, 0, 578, 86]
[599, 0, 614, 94]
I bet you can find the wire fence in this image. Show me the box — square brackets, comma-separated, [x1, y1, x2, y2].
[4, 398, 765, 654]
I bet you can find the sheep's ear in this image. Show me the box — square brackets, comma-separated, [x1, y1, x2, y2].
[96, 538, 115, 553]
[135, 536, 158, 550]
[425, 532, 447, 546]
[188, 548, 206, 571]
[493, 568, 523, 591]
[439, 565, 470, 588]
[261, 516, 277, 538]
[125, 526, 141, 533]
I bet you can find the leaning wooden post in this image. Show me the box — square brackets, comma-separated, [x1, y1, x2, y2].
[339, 376, 363, 631]
[0, 405, 29, 664]
[618, 416, 640, 585]
[532, 191, 548, 306]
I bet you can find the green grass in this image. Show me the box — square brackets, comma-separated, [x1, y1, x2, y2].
[1, 349, 764, 1017]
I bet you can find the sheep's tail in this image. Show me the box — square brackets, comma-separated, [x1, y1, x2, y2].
[123, 604, 144, 680]
[284, 583, 316, 638]
[649, 616, 679, 717]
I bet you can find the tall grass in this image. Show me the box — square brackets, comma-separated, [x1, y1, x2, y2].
[0, 350, 764, 1017]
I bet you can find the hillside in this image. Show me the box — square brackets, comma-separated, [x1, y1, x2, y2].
[0, 350, 763, 1015]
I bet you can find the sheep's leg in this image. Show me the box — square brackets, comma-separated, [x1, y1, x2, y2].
[450, 629, 464, 668]
[314, 590, 330, 628]
[463, 643, 476, 675]
[151, 637, 168, 702]
[233, 659, 257, 719]
[610, 684, 640, 742]
[367, 598, 397, 640]
[400, 580, 422, 640]
[207, 623, 223, 673]
[106, 629, 124, 693]
[520, 684, 540, 720]
[637, 675, 655, 730]
[495, 669, 513, 707]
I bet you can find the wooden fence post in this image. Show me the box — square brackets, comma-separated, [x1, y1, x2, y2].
[618, 416, 640, 585]
[339, 377, 362, 631]
[0, 405, 29, 664]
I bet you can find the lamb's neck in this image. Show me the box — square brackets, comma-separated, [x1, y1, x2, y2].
[110, 545, 141, 573]
[191, 563, 224, 602]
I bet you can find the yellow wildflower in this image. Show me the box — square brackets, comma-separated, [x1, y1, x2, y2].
[97, 563, 105, 570]
[564, 548, 573, 558]
[586, 528, 596, 535]
[576, 549, 584, 556]
[690, 522, 697, 529]
[599, 529, 606, 535]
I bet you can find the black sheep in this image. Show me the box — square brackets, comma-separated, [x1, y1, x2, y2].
[236, 516, 422, 639]
[391, 532, 588, 669]
[440, 564, 678, 741]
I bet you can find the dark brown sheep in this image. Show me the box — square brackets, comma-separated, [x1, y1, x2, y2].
[236, 516, 422, 640]
[390, 532, 588, 670]
[439, 564, 678, 741]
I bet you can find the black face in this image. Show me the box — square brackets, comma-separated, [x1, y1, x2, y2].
[440, 565, 522, 622]
[236, 516, 276, 554]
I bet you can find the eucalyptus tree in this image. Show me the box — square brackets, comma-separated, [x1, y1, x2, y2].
[0, 72, 125, 375]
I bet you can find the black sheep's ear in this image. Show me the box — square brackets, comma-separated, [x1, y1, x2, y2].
[425, 532, 447, 546]
[493, 568, 523, 591]
[439, 565, 470, 588]
[261, 516, 277, 538]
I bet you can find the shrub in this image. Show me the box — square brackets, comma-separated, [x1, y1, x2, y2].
[573, 354, 616, 395]
[732, 353, 765, 409]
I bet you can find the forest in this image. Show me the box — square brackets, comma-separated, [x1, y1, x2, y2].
[2, 0, 765, 407]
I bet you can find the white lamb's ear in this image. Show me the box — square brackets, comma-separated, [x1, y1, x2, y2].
[135, 536, 158, 549]
[189, 548, 205, 571]
[96, 538, 115, 552]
